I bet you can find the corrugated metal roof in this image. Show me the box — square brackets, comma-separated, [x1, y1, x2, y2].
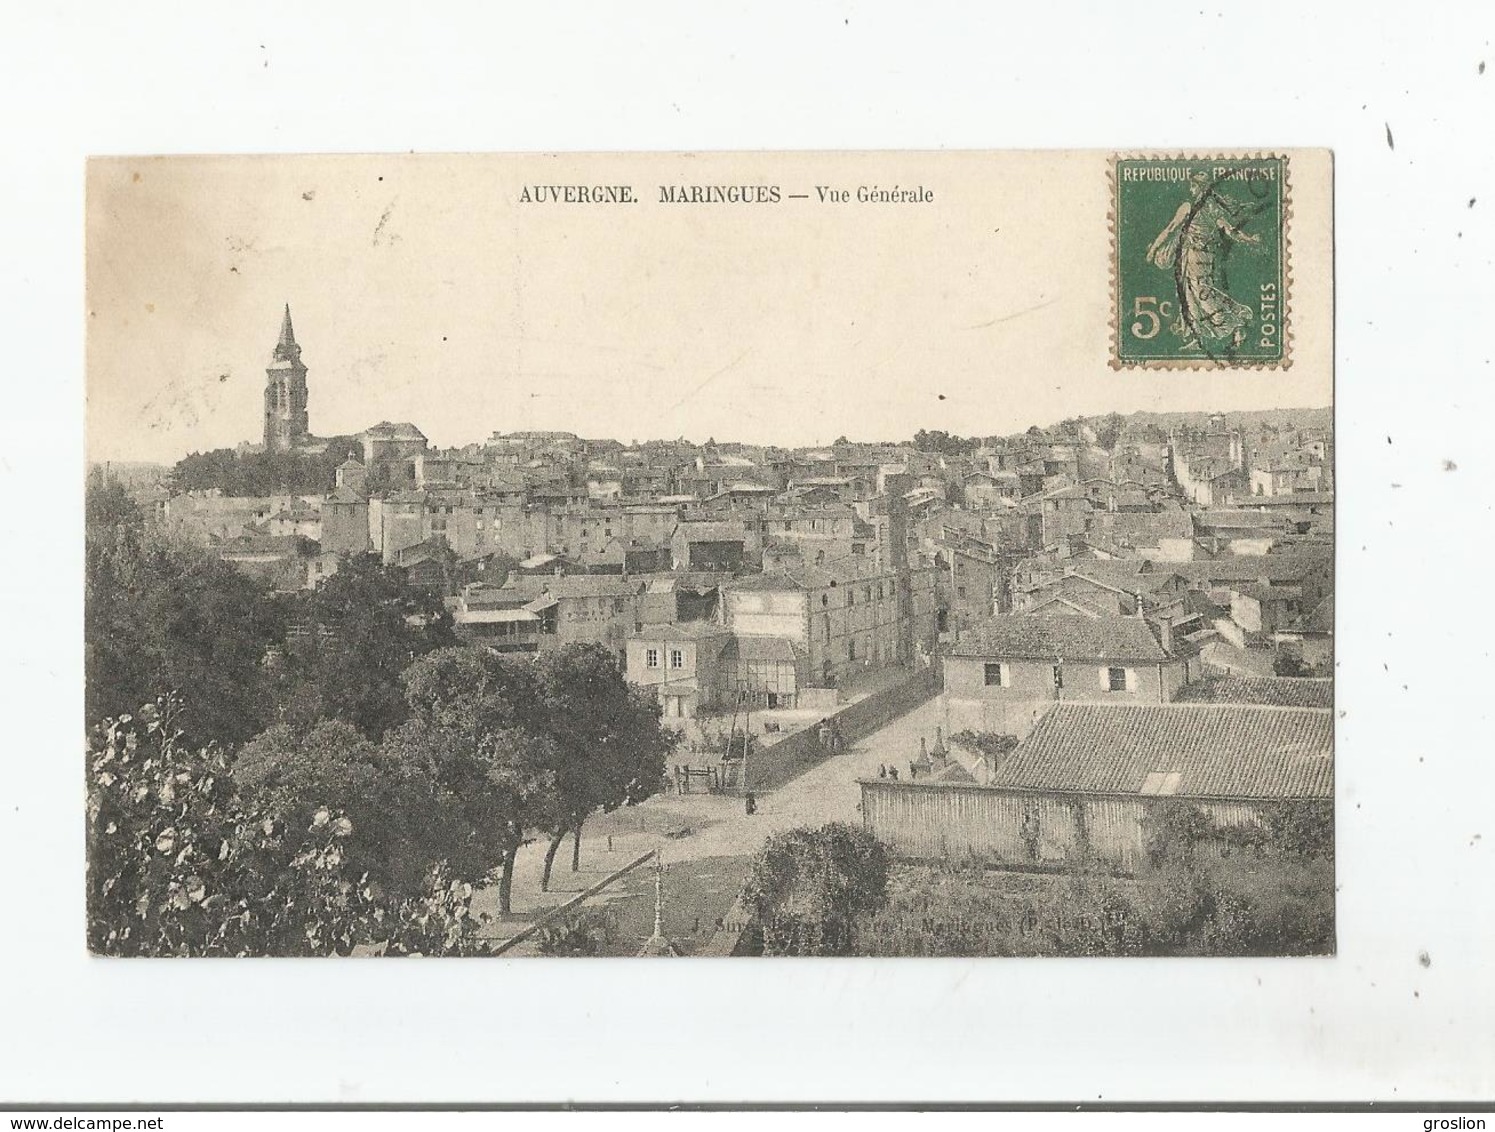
[993, 703, 1332, 799]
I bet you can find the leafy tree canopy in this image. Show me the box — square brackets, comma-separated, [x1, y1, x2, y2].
[913, 429, 982, 456]
[86, 478, 283, 747]
[88, 698, 489, 957]
[530, 643, 677, 887]
[742, 822, 890, 956]
[233, 719, 475, 900]
[172, 438, 360, 497]
[272, 553, 456, 739]
[386, 647, 560, 913]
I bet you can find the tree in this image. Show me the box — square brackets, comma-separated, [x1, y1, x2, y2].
[530, 643, 676, 890]
[741, 823, 890, 955]
[86, 492, 284, 747]
[1273, 653, 1310, 678]
[1095, 412, 1126, 452]
[86, 466, 144, 529]
[233, 719, 471, 900]
[913, 429, 979, 456]
[87, 697, 489, 957]
[172, 439, 360, 496]
[389, 647, 559, 914]
[273, 554, 456, 740]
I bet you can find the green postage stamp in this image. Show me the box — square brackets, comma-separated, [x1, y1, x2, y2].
[1111, 153, 1290, 368]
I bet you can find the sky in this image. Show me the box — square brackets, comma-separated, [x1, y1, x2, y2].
[85, 151, 1333, 464]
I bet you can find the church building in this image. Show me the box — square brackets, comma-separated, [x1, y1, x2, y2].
[264, 304, 311, 452]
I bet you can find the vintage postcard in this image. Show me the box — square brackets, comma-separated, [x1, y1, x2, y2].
[84, 150, 1333, 958]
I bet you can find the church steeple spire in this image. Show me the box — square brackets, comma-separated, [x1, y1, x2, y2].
[272, 304, 301, 364]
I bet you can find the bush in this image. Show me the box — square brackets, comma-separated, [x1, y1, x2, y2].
[536, 907, 621, 957]
[741, 823, 889, 955]
[858, 856, 1334, 958]
[948, 730, 1019, 763]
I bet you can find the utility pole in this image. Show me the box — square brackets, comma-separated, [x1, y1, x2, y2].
[741, 692, 751, 796]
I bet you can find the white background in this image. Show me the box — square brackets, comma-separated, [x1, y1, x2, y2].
[1, 0, 1492, 1107]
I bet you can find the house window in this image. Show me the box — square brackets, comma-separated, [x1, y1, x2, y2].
[670, 649, 684, 669]
[984, 662, 1007, 687]
[1053, 664, 1064, 690]
[847, 589, 855, 606]
[848, 639, 856, 661]
[1107, 666, 1129, 692]
[646, 649, 660, 669]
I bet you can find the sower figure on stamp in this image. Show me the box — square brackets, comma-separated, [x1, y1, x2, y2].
[1145, 169, 1261, 354]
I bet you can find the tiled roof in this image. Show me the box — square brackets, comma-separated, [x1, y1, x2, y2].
[543, 576, 644, 600]
[1025, 592, 1110, 619]
[1025, 561, 1190, 593]
[1308, 593, 1334, 632]
[674, 520, 749, 542]
[216, 534, 303, 554]
[362, 421, 426, 440]
[1175, 676, 1334, 709]
[1090, 509, 1195, 542]
[668, 571, 732, 592]
[629, 622, 730, 642]
[1172, 555, 1332, 584]
[1251, 491, 1335, 507]
[726, 571, 810, 592]
[949, 615, 1169, 661]
[723, 634, 797, 662]
[1195, 509, 1290, 529]
[725, 558, 882, 592]
[993, 703, 1333, 799]
[930, 760, 977, 784]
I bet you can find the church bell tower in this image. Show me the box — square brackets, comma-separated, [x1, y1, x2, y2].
[263, 304, 310, 451]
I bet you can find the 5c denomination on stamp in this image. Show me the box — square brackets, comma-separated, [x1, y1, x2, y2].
[1111, 153, 1290, 369]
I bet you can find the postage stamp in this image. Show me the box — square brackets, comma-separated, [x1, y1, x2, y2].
[1111, 153, 1290, 369]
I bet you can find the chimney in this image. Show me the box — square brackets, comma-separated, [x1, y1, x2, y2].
[1157, 614, 1174, 655]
